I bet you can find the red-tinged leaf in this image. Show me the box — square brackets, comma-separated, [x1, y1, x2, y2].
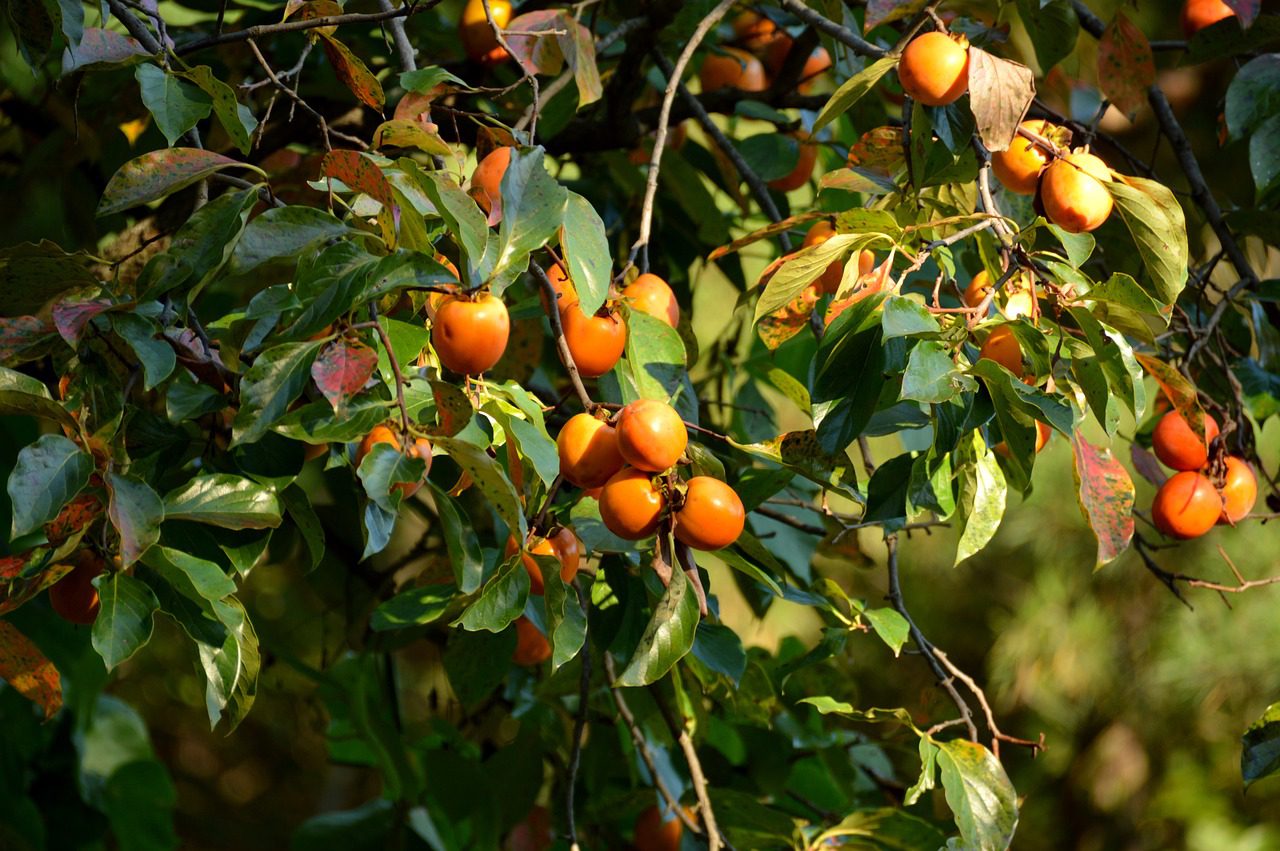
[0, 316, 55, 364]
[556, 17, 602, 106]
[62, 28, 149, 75]
[826, 260, 892, 325]
[311, 339, 378, 410]
[1130, 443, 1167, 487]
[505, 11, 567, 77]
[847, 126, 905, 176]
[1134, 353, 1208, 439]
[967, 48, 1035, 152]
[52, 298, 114, 344]
[864, 0, 930, 32]
[759, 284, 819, 350]
[1224, 0, 1259, 27]
[0, 561, 73, 617]
[321, 149, 397, 212]
[1098, 12, 1155, 119]
[45, 493, 104, 545]
[0, 556, 24, 580]
[0, 621, 62, 721]
[1070, 430, 1135, 569]
[319, 33, 384, 109]
[99, 148, 256, 216]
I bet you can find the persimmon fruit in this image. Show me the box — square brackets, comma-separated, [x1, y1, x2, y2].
[700, 47, 767, 93]
[356, 425, 433, 497]
[1004, 289, 1035, 320]
[557, 413, 625, 488]
[470, 145, 513, 225]
[562, 306, 627, 378]
[991, 121, 1053, 195]
[624, 273, 680, 327]
[733, 11, 778, 51]
[979, 326, 1023, 374]
[768, 133, 818, 192]
[1152, 471, 1222, 540]
[505, 533, 574, 595]
[962, 270, 992, 308]
[460, 0, 512, 64]
[543, 262, 578, 314]
[433, 293, 510, 375]
[1181, 0, 1235, 36]
[1152, 410, 1219, 471]
[1040, 150, 1113, 234]
[49, 550, 106, 625]
[512, 617, 552, 666]
[598, 467, 666, 540]
[675, 476, 745, 551]
[550, 526, 583, 577]
[804, 222, 844, 294]
[897, 32, 969, 107]
[993, 421, 1051, 458]
[615, 399, 688, 473]
[634, 804, 689, 851]
[1218, 456, 1257, 524]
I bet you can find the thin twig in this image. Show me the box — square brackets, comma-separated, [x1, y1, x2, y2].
[368, 302, 412, 432]
[247, 39, 368, 151]
[775, 0, 887, 58]
[176, 0, 443, 56]
[650, 685, 730, 851]
[482, 0, 540, 139]
[530, 261, 594, 411]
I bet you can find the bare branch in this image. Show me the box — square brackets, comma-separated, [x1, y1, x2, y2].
[247, 39, 369, 151]
[377, 0, 417, 73]
[775, 0, 888, 58]
[530, 261, 595, 411]
[176, 1, 443, 56]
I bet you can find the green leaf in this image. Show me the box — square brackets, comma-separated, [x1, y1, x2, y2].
[541, 568, 587, 672]
[492, 406, 559, 486]
[7, 434, 92, 537]
[0, 365, 75, 427]
[200, 597, 258, 731]
[230, 207, 357, 276]
[371, 583, 457, 631]
[812, 56, 897, 133]
[754, 233, 882, 324]
[955, 433, 1006, 565]
[818, 807, 947, 849]
[98, 148, 259, 217]
[624, 310, 689, 407]
[419, 170, 490, 280]
[812, 299, 887, 454]
[110, 313, 176, 390]
[1106, 174, 1189, 305]
[92, 572, 159, 671]
[281, 485, 325, 572]
[616, 566, 700, 687]
[863, 607, 910, 657]
[180, 65, 258, 155]
[137, 186, 258, 301]
[936, 738, 1019, 851]
[101, 760, 178, 851]
[232, 341, 324, 447]
[108, 473, 164, 567]
[426, 482, 485, 594]
[486, 147, 570, 291]
[1225, 54, 1280, 140]
[1243, 702, 1280, 788]
[356, 442, 426, 512]
[433, 435, 527, 543]
[799, 697, 919, 728]
[901, 340, 973, 404]
[162, 474, 283, 530]
[457, 557, 530, 633]
[135, 63, 212, 145]
[863, 453, 913, 529]
[881, 297, 941, 339]
[1015, 0, 1078, 73]
[691, 621, 747, 683]
[1250, 112, 1280, 198]
[559, 192, 611, 316]
[736, 133, 800, 182]
[140, 546, 237, 601]
[400, 65, 467, 93]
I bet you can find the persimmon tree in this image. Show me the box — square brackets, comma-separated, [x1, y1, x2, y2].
[1, 0, 1278, 848]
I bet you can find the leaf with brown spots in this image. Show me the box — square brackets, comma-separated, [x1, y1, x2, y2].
[0, 316, 55, 365]
[320, 150, 397, 213]
[0, 621, 61, 721]
[967, 48, 1035, 152]
[311, 339, 377, 411]
[52, 298, 114, 344]
[45, 493, 104, 545]
[61, 28, 148, 75]
[1134, 353, 1208, 439]
[730, 430, 860, 499]
[427, 380, 474, 437]
[864, 0, 930, 32]
[0, 560, 73, 617]
[1070, 429, 1135, 569]
[759, 285, 819, 350]
[372, 120, 452, 156]
[99, 148, 259, 216]
[505, 11, 567, 77]
[1098, 11, 1154, 119]
[846, 126, 905, 177]
[319, 33, 384, 110]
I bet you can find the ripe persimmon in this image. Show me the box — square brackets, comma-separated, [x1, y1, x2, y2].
[634, 805, 692, 851]
[979, 326, 1023, 374]
[1218, 456, 1257, 524]
[357, 425, 433, 497]
[1040, 150, 1114, 234]
[700, 47, 767, 93]
[962, 270, 992, 308]
[624, 273, 680, 328]
[993, 421, 1051, 457]
[768, 133, 818, 192]
[432, 293, 510, 375]
[733, 11, 778, 51]
[897, 32, 969, 107]
[562, 306, 626, 378]
[49, 550, 105, 625]
[542, 262, 578, 314]
[460, 0, 512, 64]
[804, 222, 844, 294]
[470, 145, 513, 225]
[557, 413, 625, 488]
[551, 526, 583, 577]
[616, 399, 688, 473]
[1003, 289, 1035, 320]
[512, 617, 552, 666]
[1181, 0, 1235, 36]
[598, 467, 665, 540]
[1152, 471, 1222, 539]
[505, 534, 572, 595]
[991, 121, 1054, 195]
[1152, 410, 1219, 471]
[675, 476, 745, 551]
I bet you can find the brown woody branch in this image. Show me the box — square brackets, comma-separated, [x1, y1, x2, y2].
[530, 261, 594, 411]
[175, 0, 444, 56]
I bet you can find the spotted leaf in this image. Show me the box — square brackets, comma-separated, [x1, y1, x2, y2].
[1070, 429, 1135, 569]
[311, 338, 378, 411]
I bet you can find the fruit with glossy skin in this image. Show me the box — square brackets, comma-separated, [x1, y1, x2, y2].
[979, 326, 1022, 374]
[542, 262, 578, 313]
[512, 617, 552, 666]
[633, 804, 688, 851]
[49, 550, 106, 625]
[1152, 410, 1219, 471]
[1040, 150, 1114, 234]
[674, 477, 745, 550]
[700, 47, 767, 93]
[562, 306, 626, 377]
[624, 273, 680, 327]
[357, 425, 433, 497]
[470, 145, 513, 225]
[598, 467, 666, 540]
[1181, 0, 1235, 36]
[557, 413, 625, 488]
[1152, 471, 1222, 539]
[505, 534, 573, 595]
[551, 526, 583, 577]
[460, 0, 512, 64]
[768, 133, 818, 192]
[991, 120, 1054, 195]
[1218, 456, 1257, 524]
[962, 270, 992, 308]
[616, 399, 688, 472]
[897, 32, 969, 107]
[433, 293, 510, 375]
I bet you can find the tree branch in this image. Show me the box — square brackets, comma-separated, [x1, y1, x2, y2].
[530, 261, 594, 411]
[775, 0, 888, 58]
[377, 0, 417, 73]
[175, 0, 443, 56]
